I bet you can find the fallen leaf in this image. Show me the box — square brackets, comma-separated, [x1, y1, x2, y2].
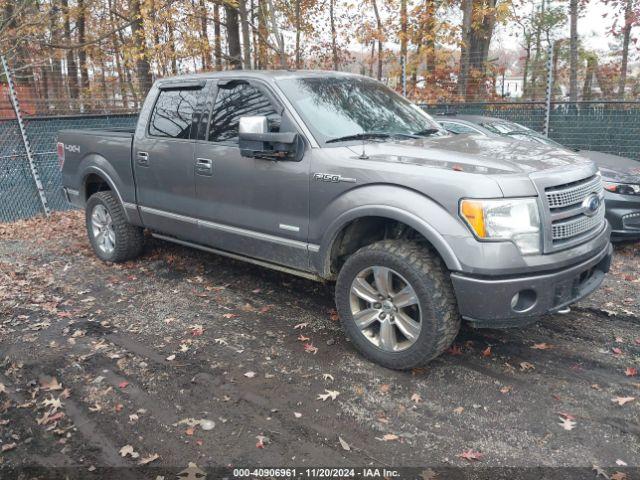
[481, 346, 492, 357]
[379, 384, 391, 394]
[114, 403, 124, 413]
[616, 459, 628, 466]
[1, 443, 17, 452]
[558, 412, 576, 420]
[118, 381, 129, 389]
[317, 389, 340, 401]
[293, 412, 302, 418]
[500, 386, 512, 394]
[304, 343, 318, 354]
[531, 343, 552, 350]
[519, 362, 535, 371]
[138, 453, 159, 465]
[611, 396, 635, 406]
[297, 334, 310, 342]
[222, 313, 237, 319]
[593, 465, 608, 479]
[185, 426, 195, 436]
[244, 371, 256, 378]
[558, 416, 576, 431]
[119, 445, 139, 459]
[612, 347, 623, 355]
[293, 322, 308, 330]
[0, 383, 5, 394]
[190, 325, 204, 336]
[40, 377, 62, 391]
[458, 449, 483, 461]
[200, 419, 215, 430]
[611, 473, 627, 480]
[256, 435, 269, 448]
[410, 393, 422, 404]
[338, 436, 351, 451]
[625, 367, 637, 377]
[453, 406, 464, 414]
[381, 433, 398, 441]
[322, 373, 334, 382]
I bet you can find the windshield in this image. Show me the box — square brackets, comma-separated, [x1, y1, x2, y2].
[480, 120, 563, 147]
[276, 76, 445, 144]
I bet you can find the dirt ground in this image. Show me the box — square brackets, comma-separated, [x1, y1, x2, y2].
[1, 211, 639, 479]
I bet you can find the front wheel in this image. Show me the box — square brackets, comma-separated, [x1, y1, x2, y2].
[85, 191, 144, 263]
[335, 240, 460, 370]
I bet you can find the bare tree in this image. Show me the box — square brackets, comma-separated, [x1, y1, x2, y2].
[617, 0, 634, 98]
[372, 0, 383, 80]
[225, 4, 242, 69]
[569, 0, 578, 102]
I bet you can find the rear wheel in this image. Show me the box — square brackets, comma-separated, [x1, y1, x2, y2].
[85, 191, 143, 263]
[335, 240, 460, 369]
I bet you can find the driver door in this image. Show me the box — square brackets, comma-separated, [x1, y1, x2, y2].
[194, 78, 311, 270]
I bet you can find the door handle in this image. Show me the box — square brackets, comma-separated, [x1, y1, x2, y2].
[137, 151, 149, 167]
[195, 158, 213, 176]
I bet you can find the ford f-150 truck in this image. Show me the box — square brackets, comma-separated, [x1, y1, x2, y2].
[59, 70, 612, 369]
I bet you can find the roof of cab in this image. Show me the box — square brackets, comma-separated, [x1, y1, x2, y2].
[155, 69, 365, 85]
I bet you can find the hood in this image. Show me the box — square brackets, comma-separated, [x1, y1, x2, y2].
[346, 134, 594, 175]
[578, 150, 640, 183]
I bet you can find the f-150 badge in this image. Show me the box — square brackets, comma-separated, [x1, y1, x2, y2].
[313, 173, 356, 183]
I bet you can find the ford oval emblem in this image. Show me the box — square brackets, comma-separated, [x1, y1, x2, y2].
[582, 193, 601, 217]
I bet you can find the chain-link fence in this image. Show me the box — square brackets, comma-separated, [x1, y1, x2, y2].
[1, 113, 137, 222]
[422, 101, 640, 160]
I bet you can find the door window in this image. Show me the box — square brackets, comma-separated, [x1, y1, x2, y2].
[148, 88, 200, 139]
[208, 82, 280, 143]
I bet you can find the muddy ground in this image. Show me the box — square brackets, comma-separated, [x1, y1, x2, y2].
[0, 211, 639, 479]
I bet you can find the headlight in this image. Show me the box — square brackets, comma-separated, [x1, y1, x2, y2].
[604, 181, 640, 196]
[460, 198, 541, 255]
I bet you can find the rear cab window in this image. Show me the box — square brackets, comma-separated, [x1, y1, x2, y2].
[148, 87, 203, 139]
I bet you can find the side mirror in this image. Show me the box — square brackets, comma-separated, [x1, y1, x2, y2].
[239, 116, 303, 162]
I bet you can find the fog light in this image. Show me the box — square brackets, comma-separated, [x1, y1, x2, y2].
[511, 289, 537, 313]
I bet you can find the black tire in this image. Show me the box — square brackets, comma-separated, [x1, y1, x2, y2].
[335, 240, 460, 370]
[85, 191, 144, 263]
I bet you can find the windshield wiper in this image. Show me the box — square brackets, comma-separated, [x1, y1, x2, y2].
[326, 132, 419, 144]
[413, 128, 441, 137]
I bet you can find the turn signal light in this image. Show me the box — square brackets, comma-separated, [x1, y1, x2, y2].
[460, 200, 486, 238]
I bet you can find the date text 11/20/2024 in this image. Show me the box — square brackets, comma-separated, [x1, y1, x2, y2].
[232, 468, 401, 478]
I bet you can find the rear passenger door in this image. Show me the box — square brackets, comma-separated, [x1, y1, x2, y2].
[193, 78, 311, 270]
[134, 82, 205, 240]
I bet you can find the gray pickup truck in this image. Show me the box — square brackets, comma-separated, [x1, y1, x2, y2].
[59, 70, 612, 369]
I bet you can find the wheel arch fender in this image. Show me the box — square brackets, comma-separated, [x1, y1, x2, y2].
[316, 192, 464, 278]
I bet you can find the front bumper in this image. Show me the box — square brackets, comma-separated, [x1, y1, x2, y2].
[450, 242, 613, 327]
[604, 191, 640, 241]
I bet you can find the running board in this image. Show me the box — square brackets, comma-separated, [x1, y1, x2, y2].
[151, 233, 324, 282]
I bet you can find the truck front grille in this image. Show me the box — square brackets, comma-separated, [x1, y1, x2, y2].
[551, 208, 606, 241]
[546, 175, 603, 209]
[544, 174, 605, 247]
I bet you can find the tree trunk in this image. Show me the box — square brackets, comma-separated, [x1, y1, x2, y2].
[238, 0, 252, 69]
[458, 0, 473, 98]
[199, 0, 211, 70]
[424, 0, 436, 81]
[522, 34, 531, 98]
[225, 4, 242, 69]
[530, 0, 545, 100]
[214, 3, 223, 70]
[372, 0, 383, 80]
[582, 55, 596, 101]
[129, 0, 153, 96]
[77, 0, 90, 108]
[330, 0, 338, 70]
[256, 0, 268, 68]
[400, 0, 407, 89]
[295, 0, 301, 69]
[61, 0, 79, 101]
[569, 0, 578, 102]
[266, 0, 286, 67]
[617, 0, 633, 99]
[168, 22, 178, 74]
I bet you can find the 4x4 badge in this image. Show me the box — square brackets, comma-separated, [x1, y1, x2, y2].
[313, 173, 356, 183]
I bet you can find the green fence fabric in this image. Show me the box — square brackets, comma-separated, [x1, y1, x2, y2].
[0, 114, 137, 222]
[421, 102, 640, 160]
[1, 103, 639, 223]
